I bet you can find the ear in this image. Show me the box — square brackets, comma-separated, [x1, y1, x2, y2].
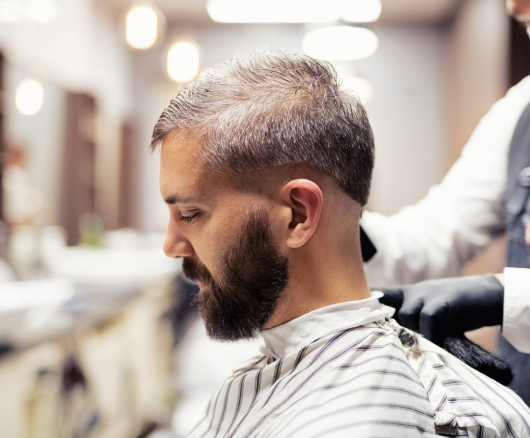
[280, 179, 323, 249]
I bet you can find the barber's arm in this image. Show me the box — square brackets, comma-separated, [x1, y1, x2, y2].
[361, 78, 528, 287]
[503, 267, 530, 354]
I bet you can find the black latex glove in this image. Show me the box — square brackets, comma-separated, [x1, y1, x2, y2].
[376, 274, 504, 346]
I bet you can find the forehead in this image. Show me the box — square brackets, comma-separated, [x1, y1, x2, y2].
[159, 132, 232, 202]
[160, 131, 202, 178]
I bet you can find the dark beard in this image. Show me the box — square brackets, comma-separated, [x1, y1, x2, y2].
[182, 209, 289, 341]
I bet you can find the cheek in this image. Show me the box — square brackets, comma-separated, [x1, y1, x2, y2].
[191, 238, 215, 266]
[190, 228, 228, 274]
[193, 197, 262, 268]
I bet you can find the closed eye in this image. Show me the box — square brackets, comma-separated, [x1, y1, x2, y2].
[180, 212, 200, 223]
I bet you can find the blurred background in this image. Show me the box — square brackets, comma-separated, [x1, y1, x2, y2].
[0, 0, 527, 437]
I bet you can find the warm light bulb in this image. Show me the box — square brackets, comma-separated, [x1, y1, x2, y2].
[15, 79, 44, 116]
[126, 5, 157, 49]
[167, 41, 200, 83]
[341, 76, 373, 104]
[207, 0, 341, 23]
[341, 0, 381, 23]
[302, 26, 378, 61]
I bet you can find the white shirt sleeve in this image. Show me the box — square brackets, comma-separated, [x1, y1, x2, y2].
[363, 77, 530, 287]
[503, 267, 530, 354]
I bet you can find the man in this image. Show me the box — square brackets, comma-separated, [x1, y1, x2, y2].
[152, 50, 530, 437]
[361, 0, 530, 403]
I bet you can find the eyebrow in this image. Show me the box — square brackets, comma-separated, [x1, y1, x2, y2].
[164, 194, 199, 205]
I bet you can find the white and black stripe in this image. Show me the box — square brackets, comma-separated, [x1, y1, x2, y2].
[189, 298, 530, 438]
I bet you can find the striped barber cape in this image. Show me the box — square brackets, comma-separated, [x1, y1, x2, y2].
[189, 293, 530, 438]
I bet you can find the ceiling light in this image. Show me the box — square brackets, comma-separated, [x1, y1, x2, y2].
[167, 41, 200, 83]
[206, 0, 341, 23]
[0, 0, 60, 24]
[126, 5, 158, 49]
[302, 26, 378, 61]
[341, 0, 381, 23]
[0, 0, 20, 23]
[341, 76, 373, 104]
[15, 79, 44, 116]
[22, 0, 60, 23]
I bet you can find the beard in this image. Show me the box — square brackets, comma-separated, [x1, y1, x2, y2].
[182, 209, 289, 341]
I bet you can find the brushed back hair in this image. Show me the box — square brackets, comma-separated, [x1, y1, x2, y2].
[151, 49, 374, 205]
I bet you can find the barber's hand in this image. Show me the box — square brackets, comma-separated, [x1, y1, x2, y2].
[376, 274, 504, 346]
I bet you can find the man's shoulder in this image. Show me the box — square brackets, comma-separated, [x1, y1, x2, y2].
[221, 325, 433, 437]
[193, 323, 530, 438]
[414, 335, 530, 437]
[231, 354, 269, 377]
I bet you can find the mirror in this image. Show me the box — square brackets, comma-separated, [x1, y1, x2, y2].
[0, 54, 117, 279]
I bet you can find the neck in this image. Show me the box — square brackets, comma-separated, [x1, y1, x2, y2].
[264, 223, 371, 329]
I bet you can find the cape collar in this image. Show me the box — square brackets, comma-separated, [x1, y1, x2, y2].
[259, 291, 394, 359]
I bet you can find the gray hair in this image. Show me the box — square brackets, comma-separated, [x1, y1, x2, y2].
[150, 49, 374, 205]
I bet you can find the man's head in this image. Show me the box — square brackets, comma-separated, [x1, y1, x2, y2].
[153, 50, 374, 341]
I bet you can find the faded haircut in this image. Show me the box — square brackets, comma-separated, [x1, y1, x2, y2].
[150, 49, 374, 205]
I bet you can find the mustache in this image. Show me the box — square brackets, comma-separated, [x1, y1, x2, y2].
[182, 257, 213, 285]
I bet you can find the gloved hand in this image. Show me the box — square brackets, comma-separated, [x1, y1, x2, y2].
[376, 274, 504, 346]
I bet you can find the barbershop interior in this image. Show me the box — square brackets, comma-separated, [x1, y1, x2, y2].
[1, 0, 529, 437]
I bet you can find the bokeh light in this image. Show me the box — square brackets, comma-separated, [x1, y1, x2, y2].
[126, 5, 158, 49]
[15, 79, 44, 116]
[167, 41, 200, 83]
[303, 26, 379, 61]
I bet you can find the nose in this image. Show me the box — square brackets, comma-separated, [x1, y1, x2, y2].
[163, 217, 195, 259]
